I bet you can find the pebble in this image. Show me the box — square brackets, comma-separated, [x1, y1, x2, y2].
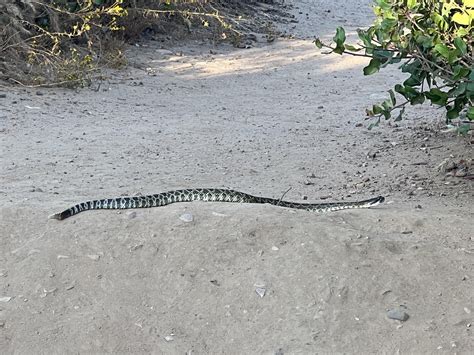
[127, 211, 137, 219]
[271, 246, 279, 251]
[255, 287, 266, 298]
[164, 335, 174, 342]
[180, 213, 193, 222]
[0, 296, 12, 302]
[387, 307, 409, 321]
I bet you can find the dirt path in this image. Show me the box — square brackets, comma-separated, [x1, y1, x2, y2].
[1, 0, 473, 353]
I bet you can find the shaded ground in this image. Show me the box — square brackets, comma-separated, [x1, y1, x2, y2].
[0, 0, 473, 353]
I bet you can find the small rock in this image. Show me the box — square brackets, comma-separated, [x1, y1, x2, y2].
[36, 91, 44, 96]
[180, 213, 193, 223]
[130, 243, 143, 251]
[255, 287, 266, 298]
[211, 212, 227, 217]
[57, 255, 69, 259]
[156, 49, 173, 56]
[0, 320, 5, 327]
[271, 246, 279, 251]
[87, 254, 100, 261]
[0, 93, 6, 98]
[387, 307, 409, 321]
[164, 335, 174, 342]
[0, 296, 12, 302]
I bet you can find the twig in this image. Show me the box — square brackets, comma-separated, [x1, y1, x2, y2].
[277, 187, 292, 205]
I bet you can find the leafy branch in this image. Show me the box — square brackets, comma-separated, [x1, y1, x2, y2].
[315, 0, 474, 129]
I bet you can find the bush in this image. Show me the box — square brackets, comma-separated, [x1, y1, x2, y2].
[315, 0, 473, 128]
[0, 0, 245, 86]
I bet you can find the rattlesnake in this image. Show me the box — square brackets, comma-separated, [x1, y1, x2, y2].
[49, 188, 384, 220]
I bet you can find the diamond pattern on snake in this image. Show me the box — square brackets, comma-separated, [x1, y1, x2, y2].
[49, 188, 385, 220]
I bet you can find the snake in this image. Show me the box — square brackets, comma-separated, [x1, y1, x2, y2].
[49, 188, 385, 220]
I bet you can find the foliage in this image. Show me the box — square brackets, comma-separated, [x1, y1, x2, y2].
[1, 0, 128, 85]
[315, 0, 474, 128]
[0, 0, 241, 86]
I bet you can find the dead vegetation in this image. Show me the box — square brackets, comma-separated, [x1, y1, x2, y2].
[0, 0, 287, 87]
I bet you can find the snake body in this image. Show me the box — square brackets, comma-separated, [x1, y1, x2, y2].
[49, 188, 384, 220]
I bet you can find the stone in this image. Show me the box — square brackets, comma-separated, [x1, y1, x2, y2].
[387, 307, 409, 321]
[180, 213, 193, 223]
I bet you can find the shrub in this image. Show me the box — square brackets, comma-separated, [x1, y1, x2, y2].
[315, 0, 473, 128]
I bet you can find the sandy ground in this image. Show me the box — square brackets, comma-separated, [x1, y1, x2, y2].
[1, 0, 473, 353]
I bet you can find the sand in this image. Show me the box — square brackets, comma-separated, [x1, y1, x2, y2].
[0, 0, 472, 353]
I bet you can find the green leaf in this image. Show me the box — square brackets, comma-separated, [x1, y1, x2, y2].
[452, 12, 472, 26]
[407, 0, 418, 9]
[434, 43, 450, 59]
[453, 65, 470, 80]
[410, 94, 425, 105]
[454, 38, 467, 55]
[433, 13, 449, 30]
[425, 88, 448, 105]
[344, 44, 362, 51]
[332, 27, 346, 55]
[363, 58, 381, 75]
[446, 106, 460, 120]
[467, 70, 474, 94]
[368, 117, 381, 130]
[381, 18, 398, 31]
[357, 29, 373, 48]
[388, 89, 396, 106]
[401, 59, 421, 74]
[314, 38, 323, 49]
[372, 104, 384, 114]
[395, 84, 419, 100]
[333, 27, 346, 46]
[456, 28, 469, 37]
[404, 73, 422, 87]
[382, 110, 391, 120]
[467, 107, 474, 120]
[448, 82, 467, 97]
[382, 98, 393, 110]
